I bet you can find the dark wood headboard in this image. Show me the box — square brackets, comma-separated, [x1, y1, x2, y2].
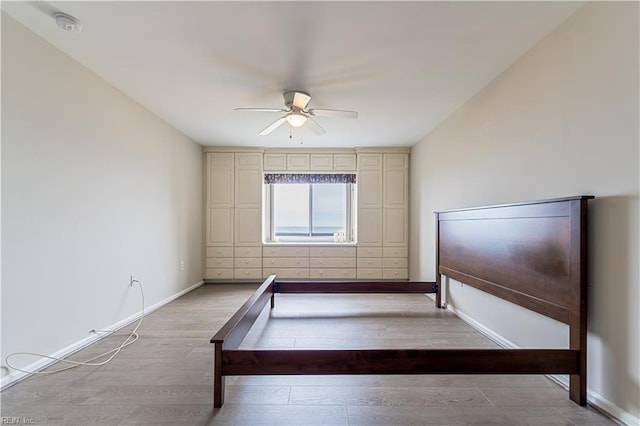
[435, 195, 593, 404]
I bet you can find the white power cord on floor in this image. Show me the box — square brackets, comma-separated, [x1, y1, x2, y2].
[4, 278, 145, 375]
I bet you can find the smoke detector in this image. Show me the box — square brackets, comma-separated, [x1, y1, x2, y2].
[54, 13, 82, 32]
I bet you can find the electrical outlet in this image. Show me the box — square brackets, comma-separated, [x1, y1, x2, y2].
[180, 261, 185, 271]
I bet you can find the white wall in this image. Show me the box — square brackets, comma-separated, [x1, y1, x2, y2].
[410, 2, 639, 424]
[1, 14, 203, 381]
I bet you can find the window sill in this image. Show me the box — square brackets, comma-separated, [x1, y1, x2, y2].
[262, 241, 357, 246]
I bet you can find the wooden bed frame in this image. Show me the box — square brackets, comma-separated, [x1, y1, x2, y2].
[211, 195, 593, 408]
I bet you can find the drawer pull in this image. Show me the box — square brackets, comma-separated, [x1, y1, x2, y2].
[368, 271, 373, 275]
[245, 271, 250, 276]
[367, 260, 372, 265]
[271, 260, 275, 264]
[216, 260, 222, 264]
[394, 271, 398, 276]
[318, 271, 323, 275]
[367, 249, 372, 254]
[296, 271, 301, 275]
[343, 271, 348, 275]
[216, 250, 222, 254]
[271, 249, 276, 254]
[319, 260, 324, 264]
[216, 271, 222, 276]
[343, 260, 347, 265]
[296, 260, 300, 264]
[319, 249, 324, 253]
[245, 260, 250, 264]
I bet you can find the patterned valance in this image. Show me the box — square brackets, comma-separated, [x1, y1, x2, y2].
[264, 173, 356, 184]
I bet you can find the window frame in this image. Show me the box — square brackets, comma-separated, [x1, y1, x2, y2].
[264, 181, 355, 243]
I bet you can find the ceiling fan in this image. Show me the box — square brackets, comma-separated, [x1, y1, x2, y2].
[234, 91, 358, 136]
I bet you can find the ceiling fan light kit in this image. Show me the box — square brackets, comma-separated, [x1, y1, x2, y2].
[285, 112, 307, 128]
[235, 90, 358, 136]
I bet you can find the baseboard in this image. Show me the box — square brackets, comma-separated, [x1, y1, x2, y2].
[444, 302, 638, 426]
[1, 280, 204, 390]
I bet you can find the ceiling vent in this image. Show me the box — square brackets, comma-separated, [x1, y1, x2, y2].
[54, 12, 82, 32]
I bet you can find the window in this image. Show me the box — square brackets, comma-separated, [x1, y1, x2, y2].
[265, 174, 355, 243]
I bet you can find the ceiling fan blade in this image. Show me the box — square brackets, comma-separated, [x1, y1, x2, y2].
[234, 107, 287, 113]
[308, 109, 358, 119]
[259, 117, 287, 136]
[306, 117, 326, 136]
[292, 92, 312, 109]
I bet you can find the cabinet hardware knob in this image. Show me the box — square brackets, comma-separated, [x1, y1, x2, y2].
[245, 271, 250, 275]
[394, 271, 398, 275]
[368, 260, 372, 264]
[368, 271, 372, 275]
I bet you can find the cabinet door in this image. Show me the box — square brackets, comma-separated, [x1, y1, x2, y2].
[235, 208, 262, 246]
[206, 153, 234, 208]
[235, 153, 262, 208]
[357, 154, 383, 209]
[383, 154, 408, 208]
[334, 154, 357, 171]
[383, 208, 408, 246]
[287, 154, 310, 171]
[358, 208, 382, 246]
[310, 154, 334, 171]
[264, 154, 286, 171]
[206, 208, 233, 246]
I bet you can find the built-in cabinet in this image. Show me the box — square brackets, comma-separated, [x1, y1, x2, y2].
[204, 148, 408, 281]
[356, 150, 408, 279]
[205, 150, 263, 280]
[264, 151, 356, 172]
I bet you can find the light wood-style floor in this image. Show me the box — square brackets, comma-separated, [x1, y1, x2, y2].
[1, 283, 615, 425]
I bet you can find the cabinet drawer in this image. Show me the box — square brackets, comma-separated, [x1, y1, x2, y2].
[263, 268, 309, 279]
[309, 247, 356, 257]
[206, 247, 234, 258]
[205, 268, 234, 280]
[234, 268, 262, 279]
[206, 258, 234, 268]
[357, 247, 383, 258]
[263, 246, 310, 257]
[263, 257, 309, 268]
[310, 257, 356, 268]
[383, 247, 408, 258]
[310, 269, 357, 279]
[383, 258, 408, 268]
[234, 257, 262, 268]
[357, 258, 383, 268]
[235, 247, 262, 258]
[357, 269, 383, 279]
[382, 269, 408, 280]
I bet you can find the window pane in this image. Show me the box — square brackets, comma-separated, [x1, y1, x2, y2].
[273, 184, 309, 236]
[311, 184, 346, 236]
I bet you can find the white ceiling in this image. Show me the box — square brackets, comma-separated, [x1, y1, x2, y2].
[2, 1, 583, 148]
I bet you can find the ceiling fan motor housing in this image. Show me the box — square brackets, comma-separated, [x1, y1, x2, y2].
[283, 91, 311, 109]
